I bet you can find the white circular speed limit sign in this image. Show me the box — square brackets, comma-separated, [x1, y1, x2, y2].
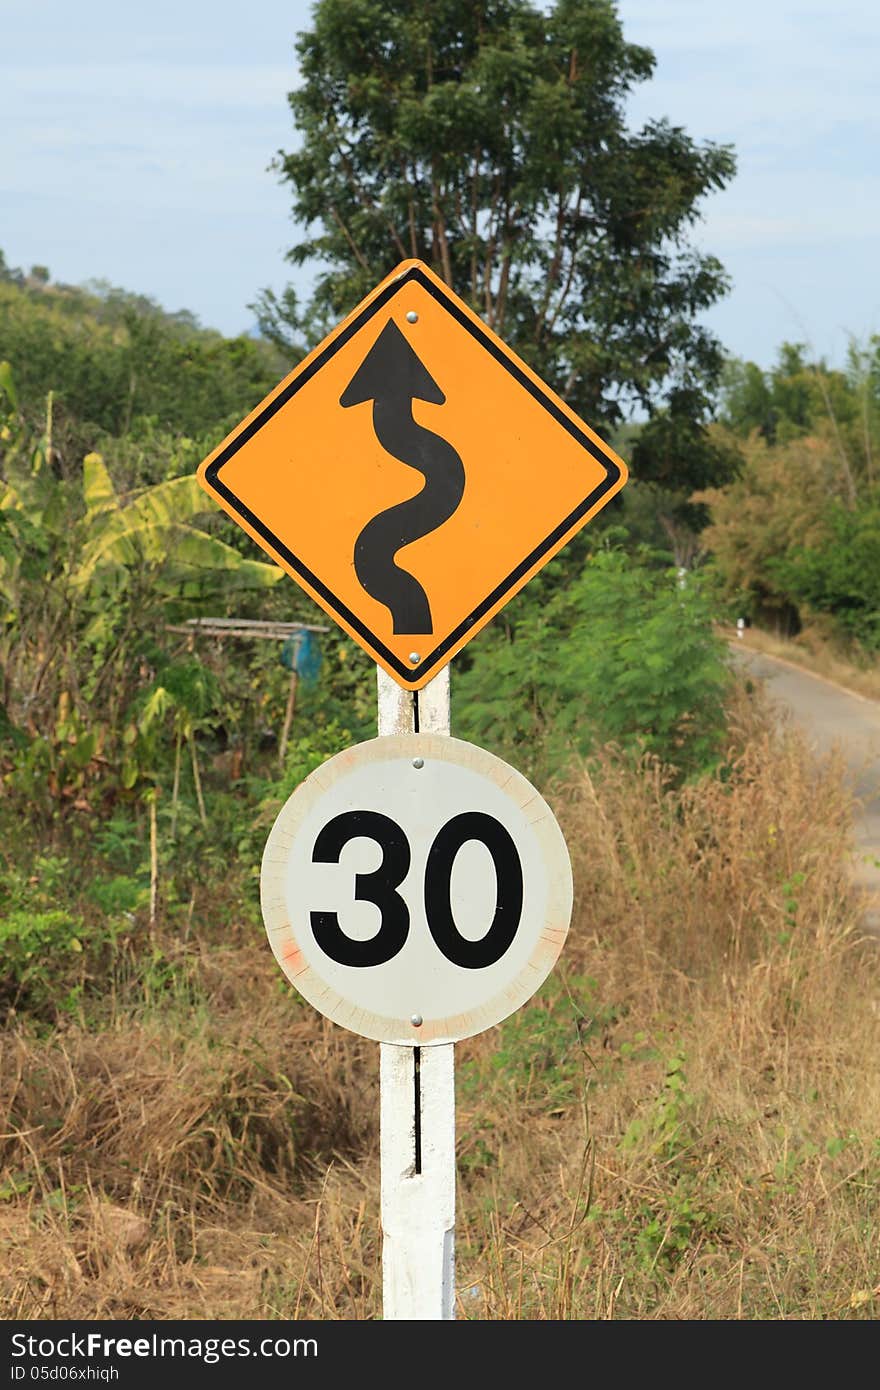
[260, 734, 572, 1045]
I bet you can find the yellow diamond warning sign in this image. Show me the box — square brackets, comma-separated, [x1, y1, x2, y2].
[197, 259, 628, 690]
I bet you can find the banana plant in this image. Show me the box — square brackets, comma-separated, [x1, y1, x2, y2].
[1, 361, 282, 800]
[2, 363, 282, 616]
[73, 452, 283, 600]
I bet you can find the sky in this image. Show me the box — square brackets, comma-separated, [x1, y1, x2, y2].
[2, 0, 878, 371]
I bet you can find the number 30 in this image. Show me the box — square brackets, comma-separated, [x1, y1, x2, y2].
[309, 810, 523, 970]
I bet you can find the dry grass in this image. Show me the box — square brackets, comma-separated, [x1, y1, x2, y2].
[0, 949, 382, 1319]
[2, 683, 879, 1320]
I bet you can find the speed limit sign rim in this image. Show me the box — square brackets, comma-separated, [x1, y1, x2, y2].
[260, 733, 572, 1045]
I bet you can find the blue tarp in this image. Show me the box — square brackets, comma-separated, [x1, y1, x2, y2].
[280, 630, 322, 683]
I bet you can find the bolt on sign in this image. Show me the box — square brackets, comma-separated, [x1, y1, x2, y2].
[197, 258, 628, 690]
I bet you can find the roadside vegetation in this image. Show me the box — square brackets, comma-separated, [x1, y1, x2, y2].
[2, 261, 878, 1320]
[3, 687, 877, 1319]
[2, 0, 879, 1321]
[698, 340, 880, 669]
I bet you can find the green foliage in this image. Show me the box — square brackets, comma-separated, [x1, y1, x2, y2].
[458, 972, 619, 1177]
[275, 0, 735, 450]
[73, 463, 283, 601]
[0, 356, 286, 819]
[696, 432, 836, 631]
[769, 495, 880, 648]
[621, 1054, 691, 1159]
[87, 874, 150, 918]
[0, 273, 287, 444]
[628, 402, 743, 547]
[0, 1171, 34, 1203]
[0, 853, 114, 1019]
[629, 1182, 720, 1273]
[92, 815, 143, 869]
[283, 628, 376, 742]
[273, 720, 355, 802]
[235, 721, 357, 884]
[487, 972, 619, 1106]
[143, 660, 222, 728]
[699, 355, 880, 648]
[3, 701, 104, 813]
[0, 910, 88, 1016]
[617, 1054, 723, 1272]
[778, 870, 807, 946]
[457, 548, 731, 778]
[248, 285, 307, 359]
[720, 339, 880, 469]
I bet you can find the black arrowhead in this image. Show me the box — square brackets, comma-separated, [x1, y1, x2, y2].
[340, 318, 445, 408]
[340, 314, 463, 636]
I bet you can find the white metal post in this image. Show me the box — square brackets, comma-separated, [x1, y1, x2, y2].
[377, 664, 456, 1320]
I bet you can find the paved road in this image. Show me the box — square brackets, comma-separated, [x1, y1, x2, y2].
[731, 644, 880, 932]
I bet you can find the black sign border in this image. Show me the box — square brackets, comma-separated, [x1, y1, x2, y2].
[204, 265, 623, 685]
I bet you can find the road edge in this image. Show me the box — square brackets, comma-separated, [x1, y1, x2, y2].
[726, 635, 876, 707]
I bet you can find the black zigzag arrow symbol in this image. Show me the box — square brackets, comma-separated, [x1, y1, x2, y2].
[340, 318, 465, 636]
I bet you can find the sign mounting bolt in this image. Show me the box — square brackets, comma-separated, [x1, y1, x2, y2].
[406, 311, 419, 323]
[412, 757, 424, 769]
[409, 651, 420, 664]
[411, 1014, 423, 1027]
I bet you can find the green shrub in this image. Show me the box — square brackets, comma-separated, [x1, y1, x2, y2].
[457, 548, 731, 779]
[0, 853, 125, 1020]
[86, 874, 150, 918]
[233, 721, 355, 893]
[0, 907, 88, 1016]
[770, 495, 880, 649]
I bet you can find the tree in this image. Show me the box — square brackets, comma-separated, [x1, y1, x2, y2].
[272, 0, 736, 451]
[456, 547, 731, 780]
[694, 433, 836, 634]
[719, 338, 880, 501]
[0, 364, 282, 754]
[627, 403, 743, 567]
[0, 272, 287, 447]
[771, 494, 880, 650]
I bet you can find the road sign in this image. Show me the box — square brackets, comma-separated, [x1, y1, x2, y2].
[260, 732, 572, 1045]
[198, 258, 627, 690]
